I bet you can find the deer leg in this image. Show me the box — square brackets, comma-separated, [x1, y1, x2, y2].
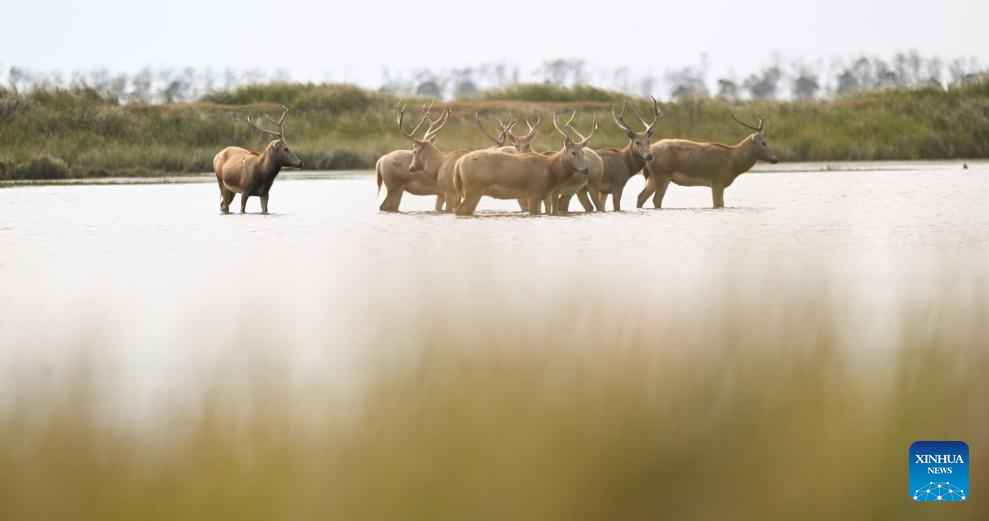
[240, 193, 250, 213]
[516, 199, 528, 212]
[611, 187, 624, 212]
[653, 175, 672, 208]
[528, 196, 543, 215]
[576, 189, 593, 212]
[434, 194, 445, 212]
[712, 183, 725, 209]
[637, 177, 656, 208]
[220, 189, 235, 214]
[260, 193, 269, 215]
[457, 192, 482, 216]
[443, 192, 461, 213]
[594, 191, 605, 211]
[379, 188, 404, 212]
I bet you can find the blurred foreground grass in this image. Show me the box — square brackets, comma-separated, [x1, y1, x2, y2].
[1, 80, 988, 179]
[0, 271, 986, 520]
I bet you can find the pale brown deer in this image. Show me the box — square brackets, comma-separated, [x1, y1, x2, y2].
[553, 112, 604, 214]
[376, 102, 444, 212]
[213, 105, 303, 214]
[638, 113, 778, 209]
[452, 113, 595, 216]
[471, 112, 546, 212]
[591, 97, 660, 211]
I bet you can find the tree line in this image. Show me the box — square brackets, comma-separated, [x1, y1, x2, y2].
[1, 51, 986, 104]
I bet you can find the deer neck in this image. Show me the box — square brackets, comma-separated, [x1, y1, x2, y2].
[729, 139, 759, 177]
[622, 144, 644, 175]
[550, 150, 573, 184]
[420, 144, 444, 177]
[259, 146, 282, 179]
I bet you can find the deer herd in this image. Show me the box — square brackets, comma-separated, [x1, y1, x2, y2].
[214, 99, 778, 215]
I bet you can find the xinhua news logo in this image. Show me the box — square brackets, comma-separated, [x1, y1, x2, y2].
[910, 441, 969, 501]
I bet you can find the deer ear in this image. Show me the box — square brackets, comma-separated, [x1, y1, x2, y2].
[627, 130, 636, 139]
[646, 128, 654, 138]
[565, 138, 574, 147]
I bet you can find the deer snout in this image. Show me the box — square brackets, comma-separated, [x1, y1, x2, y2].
[644, 154, 654, 161]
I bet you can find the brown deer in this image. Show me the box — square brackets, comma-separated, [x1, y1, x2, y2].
[591, 97, 660, 211]
[401, 105, 477, 213]
[213, 105, 303, 214]
[452, 113, 595, 216]
[553, 111, 604, 214]
[471, 112, 546, 212]
[376, 102, 444, 212]
[638, 113, 778, 209]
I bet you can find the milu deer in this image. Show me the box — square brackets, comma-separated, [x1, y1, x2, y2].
[591, 97, 660, 211]
[376, 102, 445, 212]
[638, 113, 778, 209]
[432, 112, 515, 212]
[553, 111, 604, 214]
[477, 111, 601, 214]
[452, 113, 595, 216]
[213, 105, 303, 214]
[471, 112, 546, 212]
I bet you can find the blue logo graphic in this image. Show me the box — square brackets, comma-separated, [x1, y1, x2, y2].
[910, 441, 969, 501]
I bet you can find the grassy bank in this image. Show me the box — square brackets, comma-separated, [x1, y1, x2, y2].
[1, 270, 986, 520]
[1, 81, 988, 179]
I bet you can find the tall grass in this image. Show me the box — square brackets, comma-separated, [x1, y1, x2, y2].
[1, 81, 988, 179]
[0, 269, 986, 520]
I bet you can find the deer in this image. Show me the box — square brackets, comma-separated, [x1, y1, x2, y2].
[638, 113, 778, 209]
[553, 111, 604, 214]
[590, 97, 660, 211]
[403, 106, 521, 214]
[376, 102, 445, 212]
[471, 112, 548, 212]
[452, 113, 596, 216]
[213, 105, 303, 214]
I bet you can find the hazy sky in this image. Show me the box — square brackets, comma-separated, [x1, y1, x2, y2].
[3, 0, 988, 85]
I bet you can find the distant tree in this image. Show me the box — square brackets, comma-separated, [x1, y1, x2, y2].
[666, 67, 708, 99]
[539, 59, 585, 86]
[792, 73, 820, 99]
[639, 75, 657, 99]
[416, 80, 442, 99]
[130, 68, 153, 102]
[716, 78, 739, 100]
[744, 67, 781, 99]
[836, 70, 859, 95]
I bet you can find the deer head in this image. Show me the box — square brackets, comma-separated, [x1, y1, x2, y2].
[731, 113, 778, 164]
[505, 115, 540, 153]
[248, 105, 303, 168]
[396, 101, 451, 172]
[612, 97, 660, 162]
[553, 110, 598, 176]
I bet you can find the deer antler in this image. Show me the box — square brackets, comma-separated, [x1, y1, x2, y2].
[637, 97, 661, 135]
[730, 112, 765, 133]
[395, 101, 433, 141]
[563, 115, 598, 147]
[422, 107, 452, 141]
[475, 112, 512, 146]
[612, 98, 634, 135]
[553, 111, 578, 143]
[507, 115, 539, 141]
[248, 104, 289, 140]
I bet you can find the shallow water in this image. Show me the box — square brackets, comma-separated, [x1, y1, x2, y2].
[1, 161, 987, 412]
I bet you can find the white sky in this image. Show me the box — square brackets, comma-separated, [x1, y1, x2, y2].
[3, 0, 988, 87]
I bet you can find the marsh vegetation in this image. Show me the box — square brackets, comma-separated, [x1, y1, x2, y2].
[1, 80, 988, 180]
